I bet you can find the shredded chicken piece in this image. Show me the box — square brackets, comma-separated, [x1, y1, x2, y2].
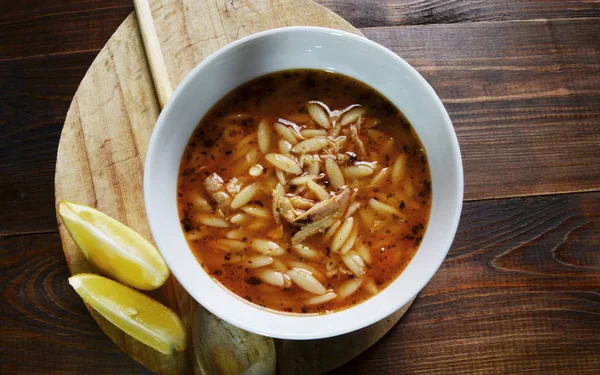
[327, 136, 346, 154]
[294, 188, 350, 224]
[350, 124, 365, 156]
[288, 189, 352, 244]
[275, 196, 299, 223]
[292, 216, 337, 245]
[204, 173, 224, 194]
[325, 259, 353, 278]
[204, 173, 232, 210]
[288, 195, 315, 210]
[226, 178, 242, 195]
[356, 114, 365, 133]
[212, 192, 231, 209]
[272, 187, 353, 244]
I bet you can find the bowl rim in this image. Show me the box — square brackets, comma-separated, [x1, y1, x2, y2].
[144, 25, 464, 339]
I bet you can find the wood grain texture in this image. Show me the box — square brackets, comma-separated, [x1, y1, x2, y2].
[0, 233, 148, 374]
[0, 52, 98, 236]
[363, 18, 600, 200]
[133, 0, 172, 108]
[148, 0, 360, 90]
[0, 0, 132, 60]
[318, 0, 600, 28]
[1, 0, 599, 373]
[3, 0, 600, 60]
[4, 18, 600, 235]
[52, 1, 413, 373]
[2, 193, 598, 374]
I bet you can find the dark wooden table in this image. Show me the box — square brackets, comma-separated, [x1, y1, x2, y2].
[2, 1, 599, 374]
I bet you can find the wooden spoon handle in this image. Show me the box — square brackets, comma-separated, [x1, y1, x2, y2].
[133, 0, 172, 108]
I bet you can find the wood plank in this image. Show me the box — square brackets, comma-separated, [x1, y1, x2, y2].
[319, 0, 600, 28]
[2, 192, 598, 374]
[0, 52, 98, 236]
[0, 0, 128, 23]
[0, 232, 149, 374]
[1, 0, 598, 373]
[0, 0, 131, 60]
[363, 18, 600, 200]
[2, 18, 600, 236]
[3, 0, 600, 60]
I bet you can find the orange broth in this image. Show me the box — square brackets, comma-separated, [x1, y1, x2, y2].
[177, 70, 431, 314]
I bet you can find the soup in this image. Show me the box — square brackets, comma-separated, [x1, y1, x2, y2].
[177, 70, 431, 314]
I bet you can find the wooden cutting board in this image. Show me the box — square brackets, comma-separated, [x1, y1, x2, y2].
[54, 0, 414, 373]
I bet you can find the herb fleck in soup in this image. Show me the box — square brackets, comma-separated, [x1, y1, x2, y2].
[177, 70, 431, 314]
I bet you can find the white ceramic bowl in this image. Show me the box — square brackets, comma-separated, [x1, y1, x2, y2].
[144, 26, 463, 340]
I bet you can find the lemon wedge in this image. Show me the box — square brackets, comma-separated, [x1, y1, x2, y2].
[58, 201, 169, 290]
[69, 274, 186, 354]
